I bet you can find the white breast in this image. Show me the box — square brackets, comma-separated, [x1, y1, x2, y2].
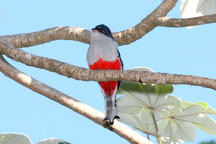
[87, 32, 119, 66]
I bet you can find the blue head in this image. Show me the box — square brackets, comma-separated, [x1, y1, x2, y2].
[92, 24, 114, 39]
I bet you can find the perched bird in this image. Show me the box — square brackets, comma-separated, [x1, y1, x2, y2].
[87, 24, 123, 125]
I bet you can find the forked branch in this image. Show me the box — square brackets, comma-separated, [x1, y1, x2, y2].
[0, 0, 178, 48]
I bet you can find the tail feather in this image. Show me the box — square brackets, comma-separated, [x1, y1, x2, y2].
[102, 86, 119, 125]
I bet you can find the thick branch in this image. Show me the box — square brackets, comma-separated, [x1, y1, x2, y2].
[0, 55, 153, 144]
[1, 41, 216, 91]
[155, 14, 216, 27]
[0, 0, 177, 48]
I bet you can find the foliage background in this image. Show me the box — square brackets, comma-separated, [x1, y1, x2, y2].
[0, 0, 215, 143]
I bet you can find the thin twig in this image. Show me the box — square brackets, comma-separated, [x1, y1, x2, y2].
[155, 14, 216, 27]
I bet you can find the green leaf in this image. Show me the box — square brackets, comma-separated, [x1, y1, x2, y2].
[182, 101, 216, 115]
[0, 133, 70, 144]
[118, 67, 173, 95]
[0, 133, 32, 144]
[117, 83, 178, 136]
[200, 140, 216, 144]
[158, 104, 216, 143]
[117, 67, 216, 143]
[158, 118, 195, 142]
[193, 115, 216, 135]
[118, 82, 145, 93]
[174, 105, 216, 135]
[205, 106, 216, 115]
[118, 83, 173, 95]
[117, 96, 146, 113]
[194, 102, 208, 108]
[156, 84, 174, 95]
[194, 101, 216, 115]
[38, 138, 70, 144]
[117, 79, 216, 143]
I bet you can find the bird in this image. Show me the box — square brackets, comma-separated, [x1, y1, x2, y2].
[87, 24, 123, 125]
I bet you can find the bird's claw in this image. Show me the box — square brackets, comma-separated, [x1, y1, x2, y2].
[103, 116, 120, 125]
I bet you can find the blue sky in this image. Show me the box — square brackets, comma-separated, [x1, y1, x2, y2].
[0, 0, 216, 144]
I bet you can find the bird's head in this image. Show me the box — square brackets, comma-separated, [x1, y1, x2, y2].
[92, 24, 114, 39]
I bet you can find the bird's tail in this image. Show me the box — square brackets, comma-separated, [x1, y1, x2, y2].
[103, 88, 120, 125]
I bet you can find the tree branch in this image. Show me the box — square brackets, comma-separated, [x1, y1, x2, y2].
[0, 0, 178, 48]
[155, 14, 216, 27]
[0, 55, 153, 144]
[0, 27, 91, 48]
[113, 0, 178, 45]
[1, 41, 216, 91]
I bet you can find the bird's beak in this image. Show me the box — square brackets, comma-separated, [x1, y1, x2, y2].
[92, 28, 99, 32]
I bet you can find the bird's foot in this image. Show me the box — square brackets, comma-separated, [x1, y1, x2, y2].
[103, 115, 120, 125]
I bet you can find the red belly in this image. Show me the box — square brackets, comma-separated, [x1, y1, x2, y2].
[89, 58, 121, 96]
